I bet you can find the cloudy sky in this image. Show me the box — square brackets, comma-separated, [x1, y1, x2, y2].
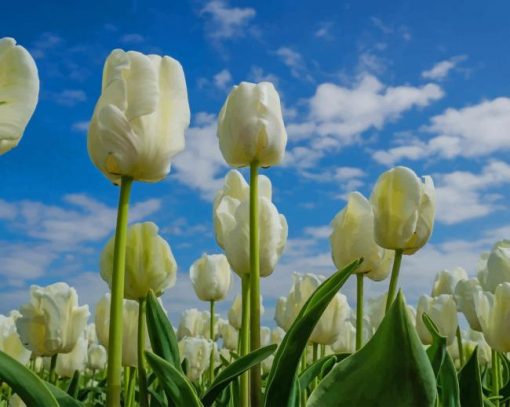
[1, 0, 510, 325]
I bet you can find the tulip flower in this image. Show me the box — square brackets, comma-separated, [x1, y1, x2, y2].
[88, 49, 190, 184]
[179, 337, 213, 382]
[88, 343, 107, 371]
[190, 253, 232, 302]
[55, 334, 88, 378]
[455, 278, 483, 331]
[0, 37, 39, 155]
[218, 321, 238, 351]
[0, 311, 31, 365]
[274, 297, 290, 331]
[366, 293, 416, 338]
[228, 294, 264, 330]
[101, 222, 177, 301]
[16, 282, 90, 357]
[477, 240, 510, 292]
[177, 309, 208, 340]
[370, 166, 435, 312]
[431, 267, 468, 296]
[217, 82, 287, 168]
[331, 320, 356, 354]
[416, 294, 458, 346]
[271, 327, 285, 345]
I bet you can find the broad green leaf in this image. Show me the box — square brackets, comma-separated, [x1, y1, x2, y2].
[145, 351, 202, 407]
[458, 347, 483, 407]
[307, 291, 437, 407]
[423, 312, 447, 378]
[438, 352, 460, 407]
[0, 350, 58, 406]
[201, 344, 276, 407]
[264, 260, 360, 407]
[46, 382, 84, 407]
[67, 370, 80, 398]
[146, 290, 181, 370]
[298, 355, 336, 391]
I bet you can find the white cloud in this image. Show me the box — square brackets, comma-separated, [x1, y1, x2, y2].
[315, 22, 334, 39]
[49, 89, 86, 107]
[248, 66, 279, 84]
[30, 32, 63, 59]
[422, 55, 466, 81]
[120, 33, 145, 44]
[200, 0, 256, 45]
[275, 47, 310, 80]
[172, 113, 227, 200]
[213, 69, 232, 89]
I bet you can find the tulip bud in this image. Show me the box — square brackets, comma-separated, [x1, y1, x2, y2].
[177, 309, 207, 340]
[55, 334, 88, 378]
[218, 321, 238, 351]
[228, 294, 264, 330]
[88, 49, 190, 184]
[95, 294, 148, 367]
[330, 192, 393, 280]
[271, 327, 285, 345]
[431, 267, 468, 297]
[474, 282, 510, 352]
[0, 37, 39, 155]
[87, 343, 107, 371]
[331, 320, 356, 354]
[477, 240, 510, 292]
[0, 311, 31, 365]
[416, 294, 458, 346]
[370, 166, 435, 254]
[101, 222, 177, 300]
[217, 82, 287, 168]
[179, 337, 213, 382]
[454, 278, 483, 331]
[190, 253, 232, 302]
[16, 283, 90, 357]
[274, 297, 289, 331]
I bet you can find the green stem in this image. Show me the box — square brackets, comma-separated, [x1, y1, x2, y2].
[320, 344, 325, 359]
[240, 274, 250, 407]
[456, 326, 464, 366]
[138, 297, 149, 407]
[300, 350, 307, 407]
[356, 273, 364, 351]
[312, 343, 319, 390]
[126, 367, 137, 407]
[492, 350, 500, 407]
[209, 300, 216, 384]
[385, 249, 404, 313]
[49, 354, 57, 384]
[249, 162, 261, 407]
[106, 176, 133, 407]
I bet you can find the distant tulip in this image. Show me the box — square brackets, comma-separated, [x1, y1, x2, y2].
[477, 240, 510, 292]
[0, 311, 31, 365]
[455, 278, 483, 331]
[88, 343, 107, 371]
[16, 283, 89, 357]
[331, 320, 356, 354]
[101, 222, 177, 300]
[190, 253, 232, 302]
[228, 294, 265, 330]
[217, 81, 287, 168]
[55, 334, 88, 378]
[474, 283, 510, 352]
[431, 267, 468, 297]
[416, 294, 458, 346]
[88, 49, 190, 184]
[177, 309, 208, 340]
[218, 321, 238, 351]
[370, 166, 435, 255]
[271, 327, 285, 345]
[95, 294, 148, 367]
[179, 337, 213, 382]
[274, 297, 290, 331]
[330, 192, 393, 280]
[0, 37, 39, 155]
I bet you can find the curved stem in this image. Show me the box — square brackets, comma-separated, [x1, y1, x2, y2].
[49, 354, 57, 384]
[209, 300, 216, 384]
[492, 350, 500, 407]
[240, 274, 250, 407]
[138, 297, 149, 407]
[456, 326, 464, 366]
[249, 162, 261, 407]
[385, 249, 404, 313]
[356, 274, 364, 351]
[106, 176, 133, 407]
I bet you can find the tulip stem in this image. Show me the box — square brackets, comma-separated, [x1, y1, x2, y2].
[312, 343, 319, 389]
[240, 274, 250, 407]
[209, 300, 216, 384]
[49, 354, 57, 384]
[106, 176, 133, 407]
[456, 326, 464, 366]
[385, 249, 403, 313]
[249, 162, 262, 407]
[356, 274, 364, 351]
[137, 297, 149, 407]
[492, 350, 500, 407]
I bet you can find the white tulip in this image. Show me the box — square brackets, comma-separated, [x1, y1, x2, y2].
[262, 355, 274, 376]
[0, 37, 39, 155]
[190, 253, 232, 302]
[55, 334, 88, 378]
[416, 294, 458, 346]
[16, 283, 89, 356]
[260, 327, 271, 347]
[0, 311, 31, 365]
[8, 393, 26, 407]
[228, 294, 264, 330]
[88, 49, 190, 184]
[85, 323, 98, 344]
[179, 337, 213, 382]
[95, 294, 148, 367]
[431, 267, 468, 296]
[177, 309, 212, 340]
[454, 278, 483, 331]
[370, 166, 435, 254]
[330, 192, 393, 280]
[217, 81, 287, 168]
[274, 297, 290, 331]
[87, 343, 107, 371]
[101, 222, 177, 300]
[271, 327, 285, 345]
[477, 241, 510, 292]
[331, 320, 356, 354]
[218, 321, 238, 351]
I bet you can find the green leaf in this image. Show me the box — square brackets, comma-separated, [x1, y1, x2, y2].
[0, 350, 58, 407]
[307, 291, 437, 407]
[145, 351, 202, 407]
[458, 347, 483, 407]
[45, 382, 84, 407]
[201, 344, 276, 407]
[146, 290, 181, 370]
[438, 352, 460, 407]
[67, 370, 80, 398]
[298, 355, 336, 391]
[264, 259, 360, 407]
[423, 312, 447, 378]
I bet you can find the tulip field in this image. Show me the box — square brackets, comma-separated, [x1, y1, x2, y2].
[1, 26, 510, 407]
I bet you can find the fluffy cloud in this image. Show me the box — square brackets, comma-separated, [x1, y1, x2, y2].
[275, 47, 311, 80]
[213, 69, 232, 89]
[421, 55, 466, 81]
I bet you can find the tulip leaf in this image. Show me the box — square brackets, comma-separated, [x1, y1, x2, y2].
[307, 291, 437, 407]
[423, 312, 447, 378]
[201, 344, 276, 407]
[264, 259, 361, 407]
[438, 352, 460, 407]
[145, 351, 203, 407]
[0, 350, 59, 407]
[45, 382, 84, 407]
[298, 355, 337, 391]
[146, 290, 181, 370]
[458, 347, 483, 407]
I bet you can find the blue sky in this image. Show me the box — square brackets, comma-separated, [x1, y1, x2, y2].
[2, 0, 510, 325]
